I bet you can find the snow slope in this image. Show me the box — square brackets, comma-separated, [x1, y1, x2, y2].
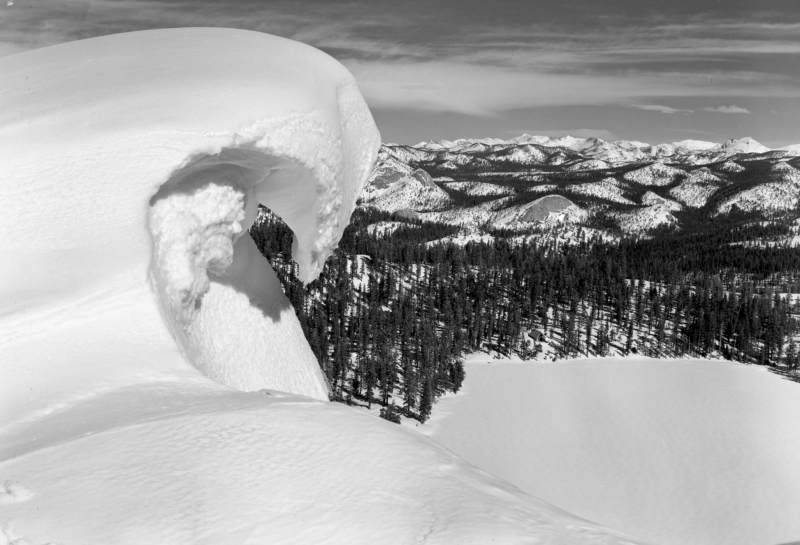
[568, 178, 635, 205]
[441, 180, 515, 197]
[366, 220, 419, 237]
[669, 168, 723, 208]
[641, 191, 682, 211]
[715, 178, 800, 215]
[614, 204, 678, 234]
[423, 358, 800, 545]
[1, 383, 646, 545]
[0, 29, 642, 544]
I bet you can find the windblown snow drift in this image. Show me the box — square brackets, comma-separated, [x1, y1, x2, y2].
[0, 29, 644, 543]
[0, 27, 382, 401]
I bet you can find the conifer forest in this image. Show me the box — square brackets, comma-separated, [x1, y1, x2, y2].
[250, 206, 800, 423]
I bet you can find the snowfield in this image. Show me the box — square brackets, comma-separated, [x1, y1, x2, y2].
[423, 357, 800, 545]
[0, 29, 644, 544]
[1, 383, 645, 545]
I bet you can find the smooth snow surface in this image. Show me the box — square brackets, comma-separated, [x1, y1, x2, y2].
[0, 385, 645, 545]
[0, 30, 645, 543]
[423, 358, 800, 545]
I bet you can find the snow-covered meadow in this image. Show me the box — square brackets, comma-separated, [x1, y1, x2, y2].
[422, 357, 800, 545]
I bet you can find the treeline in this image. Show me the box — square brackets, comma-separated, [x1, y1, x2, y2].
[250, 206, 800, 422]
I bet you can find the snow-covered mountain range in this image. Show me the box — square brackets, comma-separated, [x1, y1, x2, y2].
[413, 134, 784, 164]
[361, 136, 800, 238]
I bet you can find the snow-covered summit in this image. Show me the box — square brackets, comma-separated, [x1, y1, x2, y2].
[779, 143, 800, 154]
[719, 136, 769, 154]
[671, 139, 718, 152]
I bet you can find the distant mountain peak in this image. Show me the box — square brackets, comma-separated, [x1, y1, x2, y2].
[411, 135, 788, 156]
[720, 137, 769, 153]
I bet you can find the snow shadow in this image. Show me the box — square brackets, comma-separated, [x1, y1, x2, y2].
[768, 367, 800, 385]
[148, 147, 314, 327]
[146, 147, 325, 395]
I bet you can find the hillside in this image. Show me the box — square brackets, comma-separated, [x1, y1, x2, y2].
[253, 205, 800, 426]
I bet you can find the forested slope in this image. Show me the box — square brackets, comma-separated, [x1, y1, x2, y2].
[251, 206, 800, 422]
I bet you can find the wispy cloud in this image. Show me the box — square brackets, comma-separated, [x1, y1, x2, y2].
[703, 105, 751, 114]
[629, 104, 694, 114]
[347, 59, 800, 115]
[2, 0, 799, 120]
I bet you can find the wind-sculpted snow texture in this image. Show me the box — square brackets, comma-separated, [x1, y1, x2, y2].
[0, 28, 381, 404]
[0, 29, 646, 544]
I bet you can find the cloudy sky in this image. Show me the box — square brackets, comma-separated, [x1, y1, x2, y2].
[3, 0, 800, 146]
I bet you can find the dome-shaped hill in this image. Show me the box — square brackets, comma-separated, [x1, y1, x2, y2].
[623, 161, 685, 186]
[567, 178, 634, 205]
[720, 136, 769, 154]
[364, 169, 452, 213]
[564, 158, 611, 171]
[715, 182, 800, 216]
[363, 154, 415, 200]
[520, 195, 576, 222]
[547, 150, 570, 165]
[715, 160, 745, 173]
[771, 161, 796, 173]
[641, 191, 682, 211]
[614, 205, 678, 234]
[668, 168, 723, 208]
[486, 144, 548, 165]
[490, 195, 587, 229]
